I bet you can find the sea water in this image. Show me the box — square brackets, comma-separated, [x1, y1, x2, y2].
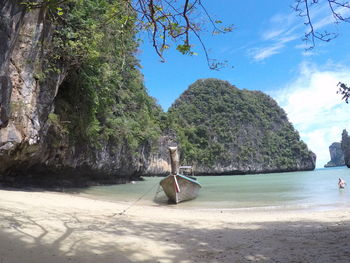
[76, 167, 350, 211]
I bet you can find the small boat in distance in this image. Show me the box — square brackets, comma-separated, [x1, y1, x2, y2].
[159, 147, 201, 204]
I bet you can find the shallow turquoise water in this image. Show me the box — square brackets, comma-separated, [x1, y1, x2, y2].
[76, 167, 350, 211]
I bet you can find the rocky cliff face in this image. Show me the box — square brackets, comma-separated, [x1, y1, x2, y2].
[324, 142, 345, 167]
[0, 0, 169, 186]
[341, 129, 350, 168]
[0, 0, 66, 182]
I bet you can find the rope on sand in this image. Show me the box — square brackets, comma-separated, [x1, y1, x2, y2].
[112, 181, 160, 216]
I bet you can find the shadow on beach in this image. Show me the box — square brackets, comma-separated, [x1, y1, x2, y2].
[0, 206, 350, 263]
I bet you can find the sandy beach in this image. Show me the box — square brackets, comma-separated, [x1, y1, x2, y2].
[0, 189, 350, 263]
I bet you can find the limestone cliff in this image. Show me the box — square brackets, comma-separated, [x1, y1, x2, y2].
[341, 129, 350, 168]
[0, 0, 66, 183]
[324, 142, 345, 167]
[0, 0, 167, 186]
[167, 79, 316, 174]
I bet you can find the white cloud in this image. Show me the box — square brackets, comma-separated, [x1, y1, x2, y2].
[279, 35, 299, 44]
[250, 13, 300, 61]
[262, 29, 285, 41]
[270, 12, 298, 28]
[313, 15, 336, 31]
[250, 44, 284, 61]
[313, 6, 350, 31]
[251, 4, 350, 62]
[271, 63, 350, 168]
[301, 51, 315, 57]
[250, 34, 299, 61]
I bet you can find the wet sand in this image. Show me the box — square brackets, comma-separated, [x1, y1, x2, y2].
[0, 189, 350, 263]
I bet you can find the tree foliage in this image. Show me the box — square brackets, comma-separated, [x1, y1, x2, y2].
[46, 0, 163, 152]
[129, 0, 232, 69]
[22, 0, 232, 70]
[337, 82, 350, 103]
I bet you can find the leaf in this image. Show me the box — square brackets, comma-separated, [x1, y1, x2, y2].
[176, 44, 191, 55]
[161, 44, 170, 50]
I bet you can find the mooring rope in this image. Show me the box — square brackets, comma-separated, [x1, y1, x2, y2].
[112, 180, 160, 216]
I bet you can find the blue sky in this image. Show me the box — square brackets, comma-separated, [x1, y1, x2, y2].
[137, 0, 350, 168]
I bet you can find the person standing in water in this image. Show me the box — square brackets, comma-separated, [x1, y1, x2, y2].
[338, 178, 346, 189]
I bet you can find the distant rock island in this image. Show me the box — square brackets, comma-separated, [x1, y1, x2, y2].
[166, 79, 316, 174]
[324, 142, 345, 167]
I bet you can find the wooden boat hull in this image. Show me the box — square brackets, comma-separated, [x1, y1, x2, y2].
[160, 174, 201, 203]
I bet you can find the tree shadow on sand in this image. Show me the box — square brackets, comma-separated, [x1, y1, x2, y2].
[0, 207, 350, 263]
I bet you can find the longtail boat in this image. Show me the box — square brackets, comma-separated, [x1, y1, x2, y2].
[159, 173, 201, 203]
[159, 147, 201, 204]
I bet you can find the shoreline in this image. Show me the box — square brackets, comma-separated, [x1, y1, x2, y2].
[78, 190, 347, 215]
[1, 189, 350, 262]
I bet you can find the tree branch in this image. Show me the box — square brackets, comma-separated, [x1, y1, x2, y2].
[22, 0, 232, 69]
[293, 0, 350, 48]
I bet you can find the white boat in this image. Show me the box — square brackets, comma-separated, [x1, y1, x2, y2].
[159, 147, 201, 203]
[159, 172, 201, 203]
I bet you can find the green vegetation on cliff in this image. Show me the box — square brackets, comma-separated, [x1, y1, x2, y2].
[23, 2, 314, 176]
[167, 79, 314, 172]
[48, 0, 162, 152]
